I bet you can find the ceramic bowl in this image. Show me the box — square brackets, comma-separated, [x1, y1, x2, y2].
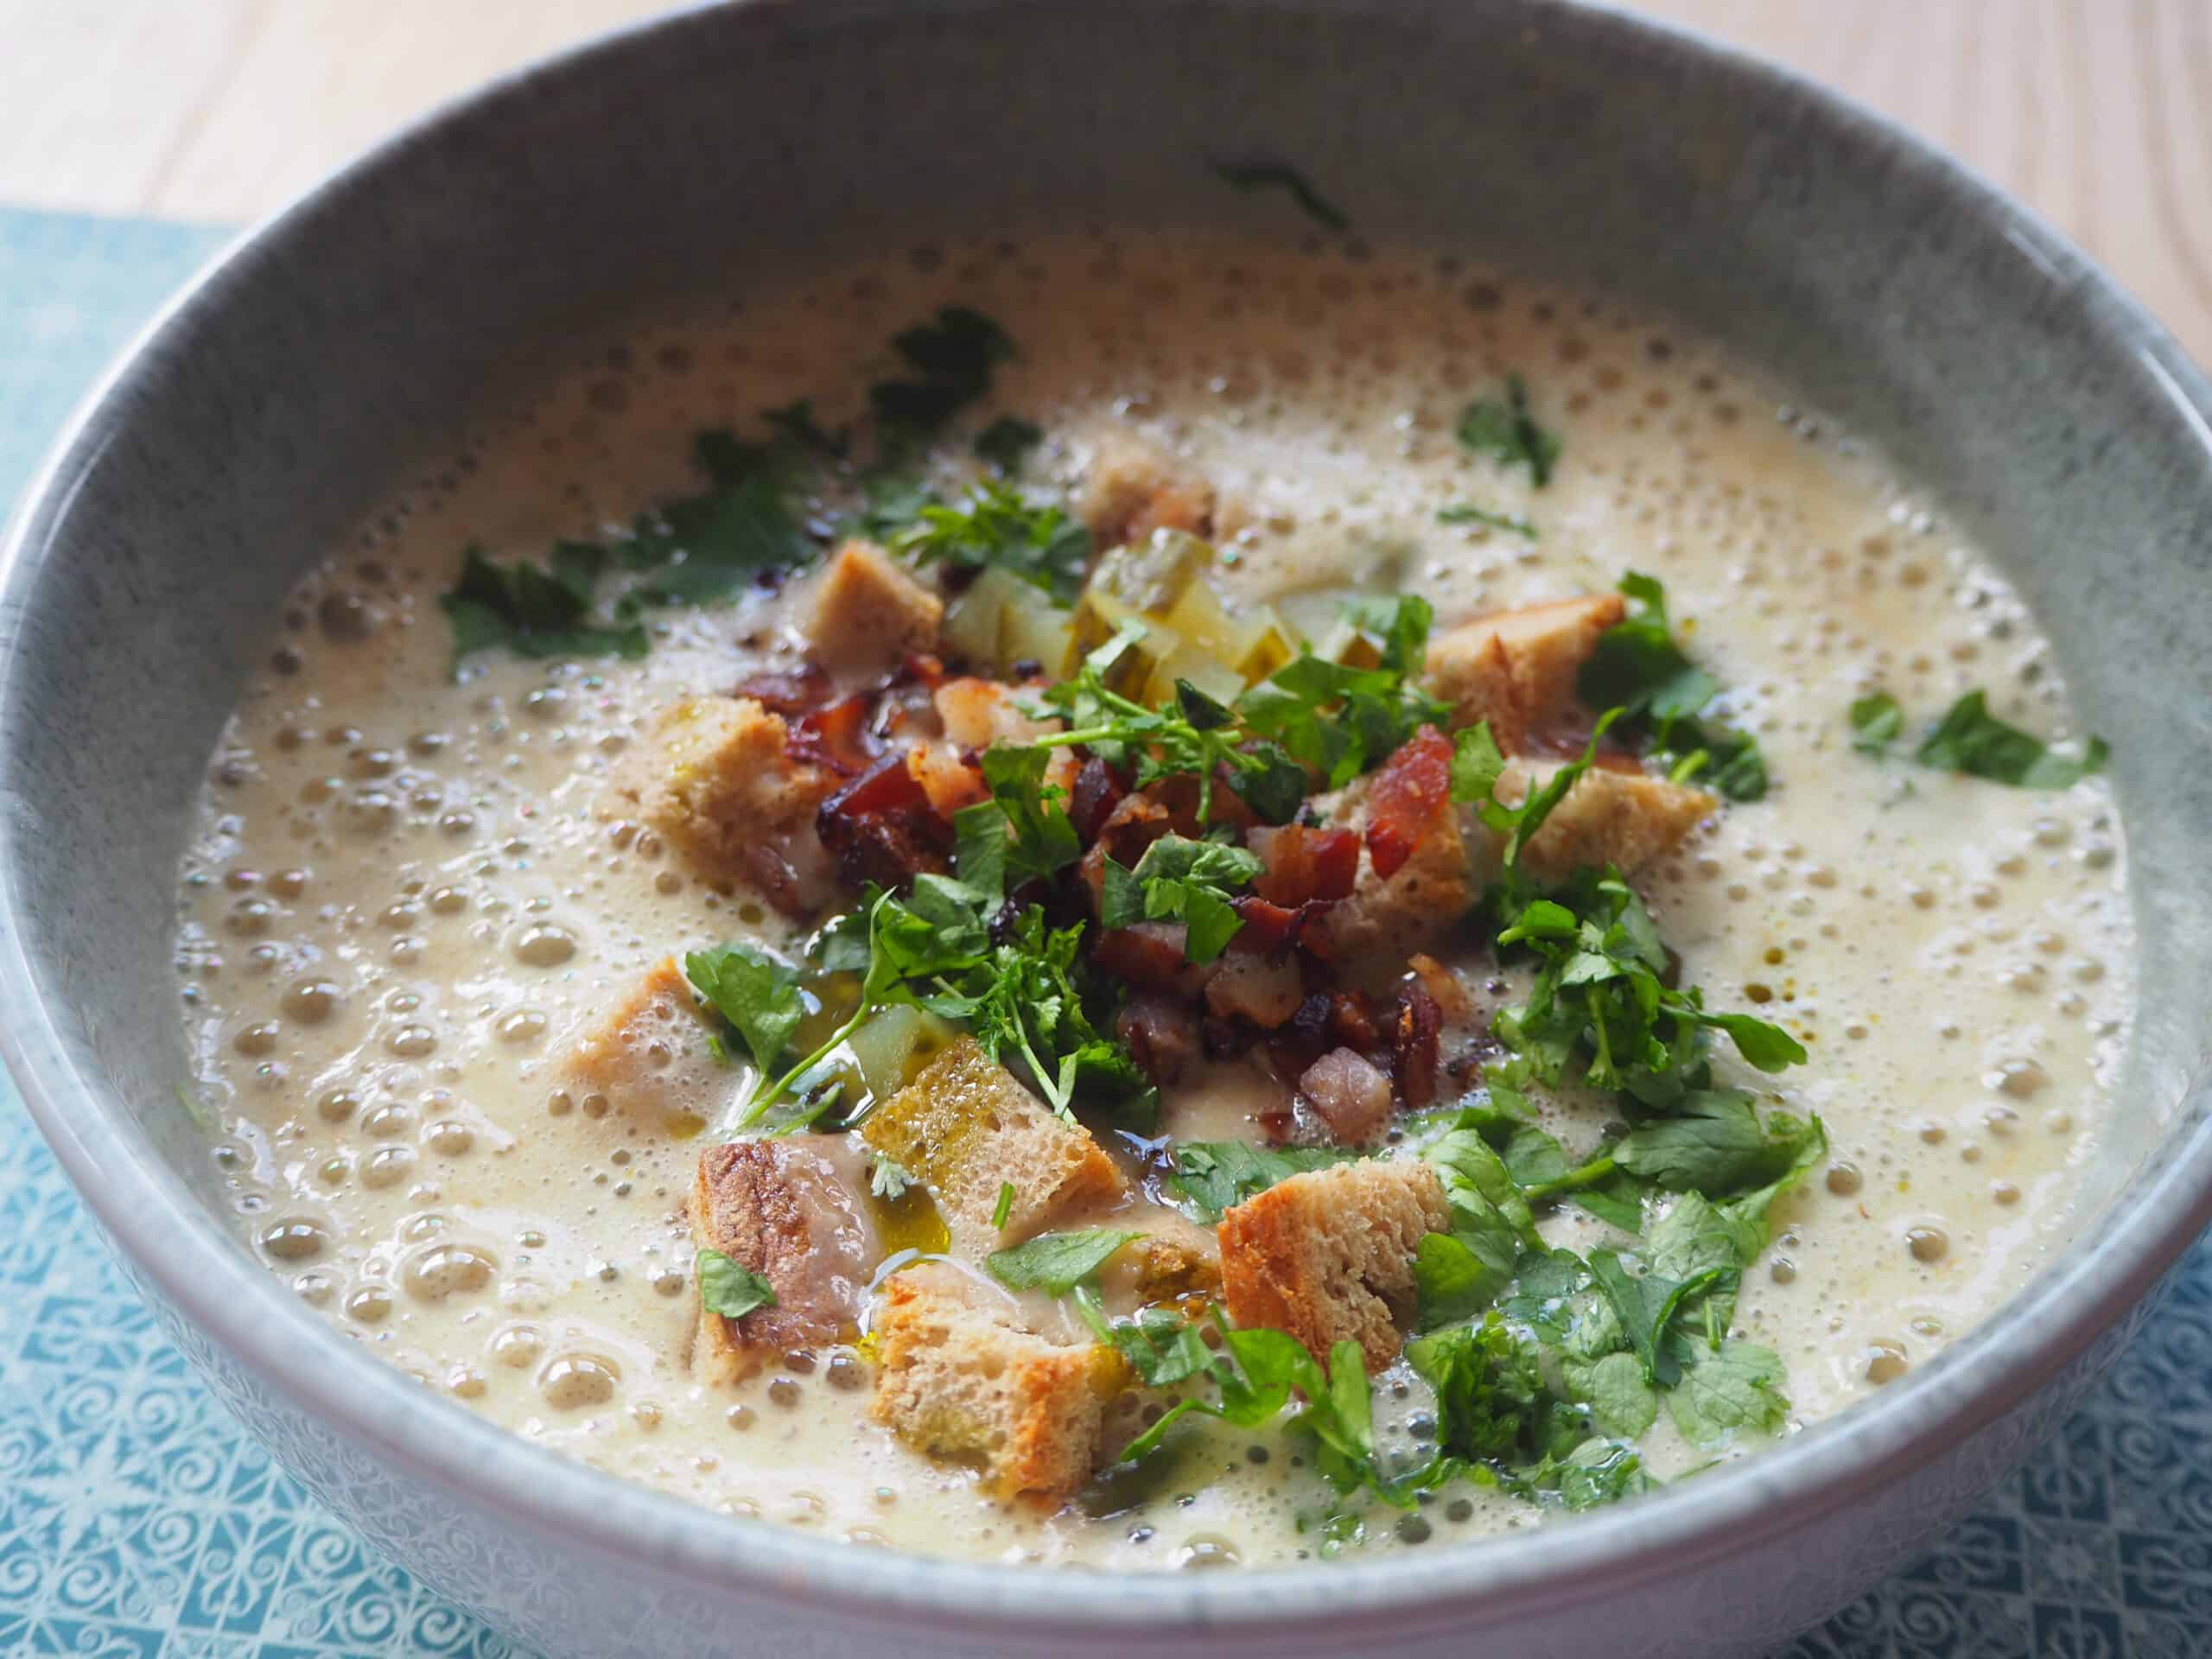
[5, 3, 2210, 1654]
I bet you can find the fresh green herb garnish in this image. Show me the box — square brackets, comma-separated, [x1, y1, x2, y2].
[760, 398, 849, 460]
[1164, 1142, 1363, 1224]
[747, 880, 1154, 1128]
[683, 942, 804, 1074]
[1099, 834, 1263, 963]
[869, 306, 1015, 442]
[1436, 504, 1538, 537]
[1071, 1287, 1217, 1386]
[613, 429, 819, 613]
[1209, 159, 1351, 232]
[984, 1228, 1141, 1293]
[1853, 688, 2108, 789]
[1577, 573, 1766, 801]
[1457, 373, 1560, 487]
[991, 1181, 1017, 1230]
[953, 746, 1083, 901]
[1848, 691, 1904, 755]
[891, 478, 1092, 605]
[1231, 595, 1455, 791]
[438, 544, 649, 672]
[696, 1248, 778, 1319]
[974, 415, 1045, 474]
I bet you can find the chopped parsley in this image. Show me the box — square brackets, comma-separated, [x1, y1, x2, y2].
[613, 429, 819, 613]
[974, 415, 1045, 474]
[869, 306, 1015, 442]
[696, 1249, 778, 1320]
[1853, 687, 2108, 789]
[890, 479, 1093, 605]
[684, 942, 804, 1074]
[1457, 373, 1560, 486]
[1209, 158, 1350, 232]
[1099, 834, 1263, 963]
[438, 544, 648, 672]
[760, 398, 849, 460]
[984, 1228, 1140, 1293]
[1576, 573, 1767, 800]
[991, 1181, 1017, 1230]
[1437, 504, 1538, 537]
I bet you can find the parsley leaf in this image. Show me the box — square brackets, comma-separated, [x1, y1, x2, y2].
[1666, 1341, 1789, 1444]
[1437, 504, 1538, 537]
[984, 1228, 1141, 1294]
[438, 544, 649, 671]
[1578, 572, 1766, 802]
[760, 398, 849, 460]
[974, 415, 1045, 474]
[1612, 1092, 1827, 1201]
[1232, 595, 1453, 791]
[696, 1248, 778, 1319]
[684, 942, 804, 1074]
[613, 430, 818, 613]
[1165, 1141, 1362, 1224]
[1071, 1287, 1216, 1387]
[1100, 834, 1262, 963]
[1849, 691, 1904, 755]
[991, 1181, 1016, 1230]
[1210, 158, 1351, 232]
[1457, 373, 1560, 486]
[1914, 690, 2108, 788]
[891, 478, 1092, 605]
[869, 306, 1015, 442]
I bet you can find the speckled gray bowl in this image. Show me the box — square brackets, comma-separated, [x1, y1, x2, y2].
[4, 3, 2209, 1654]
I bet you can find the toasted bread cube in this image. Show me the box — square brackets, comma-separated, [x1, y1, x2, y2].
[869, 1270, 1112, 1501]
[614, 694, 834, 903]
[691, 1137, 880, 1383]
[1427, 594, 1626, 747]
[1503, 761, 1715, 883]
[859, 1036, 1124, 1245]
[1077, 431, 1215, 549]
[808, 539, 944, 675]
[563, 956, 721, 1124]
[1217, 1160, 1449, 1373]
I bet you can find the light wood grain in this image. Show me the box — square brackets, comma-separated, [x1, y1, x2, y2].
[3, 0, 2209, 363]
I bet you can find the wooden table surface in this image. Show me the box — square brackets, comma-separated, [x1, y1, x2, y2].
[4, 0, 2209, 365]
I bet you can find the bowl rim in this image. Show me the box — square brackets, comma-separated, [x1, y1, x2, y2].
[4, 0, 2210, 1638]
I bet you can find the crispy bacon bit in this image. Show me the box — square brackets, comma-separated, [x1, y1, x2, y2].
[815, 753, 952, 890]
[1116, 994, 1200, 1086]
[788, 693, 881, 779]
[1248, 824, 1360, 907]
[1203, 951, 1304, 1030]
[1068, 757, 1128, 845]
[733, 664, 834, 717]
[1408, 951, 1477, 1025]
[1391, 976, 1443, 1109]
[1090, 923, 1199, 993]
[1227, 893, 1306, 956]
[1296, 1047, 1395, 1145]
[1365, 724, 1454, 881]
[1325, 989, 1382, 1053]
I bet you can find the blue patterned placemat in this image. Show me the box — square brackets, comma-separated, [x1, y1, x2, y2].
[3, 206, 2209, 1659]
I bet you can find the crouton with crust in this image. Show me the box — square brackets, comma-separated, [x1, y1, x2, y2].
[1217, 1160, 1450, 1373]
[1302, 778, 1491, 963]
[869, 1268, 1116, 1501]
[808, 539, 944, 676]
[613, 694, 834, 910]
[860, 1036, 1125, 1247]
[1077, 431, 1215, 549]
[562, 956, 721, 1125]
[1426, 593, 1626, 748]
[691, 1137, 880, 1383]
[1502, 760, 1715, 883]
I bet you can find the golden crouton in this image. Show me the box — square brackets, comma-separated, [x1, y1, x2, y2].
[1503, 761, 1715, 883]
[562, 956, 721, 1125]
[1427, 594, 1626, 747]
[869, 1270, 1115, 1501]
[859, 1036, 1124, 1247]
[807, 540, 944, 675]
[1217, 1160, 1450, 1373]
[691, 1138, 879, 1384]
[613, 695, 833, 906]
[1077, 431, 1215, 549]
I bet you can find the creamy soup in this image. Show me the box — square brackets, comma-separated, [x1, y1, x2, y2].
[175, 228, 2128, 1569]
